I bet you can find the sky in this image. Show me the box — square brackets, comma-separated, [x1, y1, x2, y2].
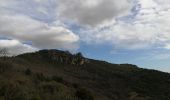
[0, 0, 170, 72]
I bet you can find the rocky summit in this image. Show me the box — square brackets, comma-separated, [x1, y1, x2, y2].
[0, 50, 170, 100]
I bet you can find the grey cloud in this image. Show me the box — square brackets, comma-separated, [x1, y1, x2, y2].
[0, 12, 79, 51]
[2, 0, 170, 53]
[58, 0, 132, 27]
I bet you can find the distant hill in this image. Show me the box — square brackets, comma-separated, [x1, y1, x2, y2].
[0, 49, 170, 100]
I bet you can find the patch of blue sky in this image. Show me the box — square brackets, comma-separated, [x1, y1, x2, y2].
[0, 36, 11, 40]
[117, 0, 141, 23]
[23, 41, 33, 45]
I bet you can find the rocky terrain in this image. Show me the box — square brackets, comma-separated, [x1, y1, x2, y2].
[0, 50, 170, 100]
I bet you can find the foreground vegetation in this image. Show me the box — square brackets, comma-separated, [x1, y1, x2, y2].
[0, 50, 170, 100]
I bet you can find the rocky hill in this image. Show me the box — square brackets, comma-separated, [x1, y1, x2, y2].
[0, 50, 170, 100]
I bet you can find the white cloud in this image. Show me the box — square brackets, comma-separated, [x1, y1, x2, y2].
[0, 9, 79, 52]
[79, 0, 170, 50]
[0, 39, 38, 56]
[80, 21, 158, 49]
[0, 0, 134, 55]
[164, 44, 170, 50]
[1, 0, 170, 55]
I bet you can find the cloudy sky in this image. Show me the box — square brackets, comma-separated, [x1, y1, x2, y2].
[0, 0, 170, 72]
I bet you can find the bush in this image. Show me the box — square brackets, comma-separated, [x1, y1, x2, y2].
[35, 73, 51, 82]
[72, 83, 80, 89]
[52, 76, 64, 83]
[0, 82, 30, 100]
[0, 61, 13, 73]
[32, 94, 41, 100]
[76, 88, 94, 100]
[25, 68, 32, 75]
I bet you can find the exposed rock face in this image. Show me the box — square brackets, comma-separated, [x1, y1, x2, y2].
[38, 50, 88, 66]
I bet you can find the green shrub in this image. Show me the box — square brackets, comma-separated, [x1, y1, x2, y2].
[25, 68, 32, 75]
[72, 83, 80, 89]
[35, 73, 51, 82]
[76, 88, 94, 100]
[52, 76, 64, 83]
[38, 81, 64, 95]
[0, 61, 13, 73]
[0, 82, 30, 100]
[32, 94, 41, 100]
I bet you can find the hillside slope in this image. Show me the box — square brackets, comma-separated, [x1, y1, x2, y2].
[0, 50, 170, 100]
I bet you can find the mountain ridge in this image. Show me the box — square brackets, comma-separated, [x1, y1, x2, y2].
[0, 49, 170, 100]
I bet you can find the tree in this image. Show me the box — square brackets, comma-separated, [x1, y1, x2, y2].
[75, 52, 83, 58]
[0, 48, 9, 57]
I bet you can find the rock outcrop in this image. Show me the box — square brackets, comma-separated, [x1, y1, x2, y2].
[38, 50, 88, 66]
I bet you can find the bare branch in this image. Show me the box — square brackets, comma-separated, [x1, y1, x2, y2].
[0, 48, 9, 57]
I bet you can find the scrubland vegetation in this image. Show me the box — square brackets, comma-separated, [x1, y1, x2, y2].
[0, 50, 169, 100]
